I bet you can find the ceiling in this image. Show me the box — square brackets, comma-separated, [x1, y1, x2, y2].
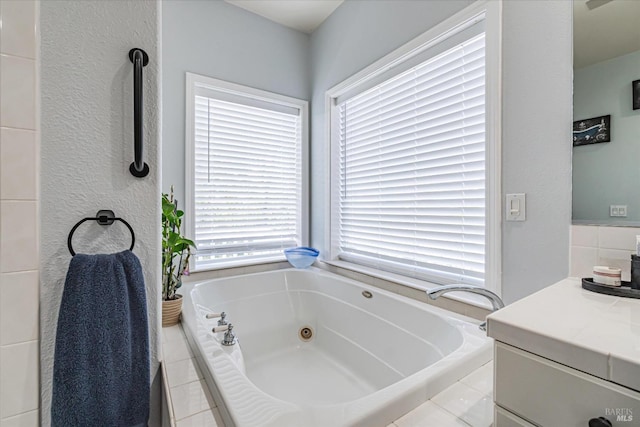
[224, 0, 640, 66]
[574, 0, 640, 69]
[225, 0, 344, 34]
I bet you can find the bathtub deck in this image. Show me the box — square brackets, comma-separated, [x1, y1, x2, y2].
[162, 323, 494, 427]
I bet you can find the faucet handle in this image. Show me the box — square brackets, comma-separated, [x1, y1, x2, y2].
[211, 323, 237, 346]
[206, 311, 229, 326]
[217, 312, 228, 326]
[212, 324, 229, 333]
[222, 324, 236, 346]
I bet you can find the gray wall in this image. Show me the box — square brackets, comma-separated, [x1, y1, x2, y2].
[500, 1, 572, 302]
[162, 0, 310, 205]
[163, 0, 572, 304]
[40, 1, 161, 425]
[310, 0, 572, 303]
[573, 49, 640, 223]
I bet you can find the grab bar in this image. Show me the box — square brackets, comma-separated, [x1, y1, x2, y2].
[128, 48, 150, 178]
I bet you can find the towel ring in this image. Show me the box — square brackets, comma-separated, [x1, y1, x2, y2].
[67, 210, 135, 256]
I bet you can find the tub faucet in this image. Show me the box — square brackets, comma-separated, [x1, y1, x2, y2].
[426, 284, 505, 331]
[212, 323, 237, 346]
[205, 311, 229, 326]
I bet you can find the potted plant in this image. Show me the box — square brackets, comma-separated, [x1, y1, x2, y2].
[162, 186, 196, 326]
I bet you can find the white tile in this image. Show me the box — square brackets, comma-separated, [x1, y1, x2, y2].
[432, 382, 492, 427]
[600, 298, 640, 326]
[163, 324, 186, 343]
[166, 358, 203, 388]
[0, 271, 39, 345]
[0, 409, 39, 427]
[0, 1, 36, 59]
[1, 128, 37, 200]
[597, 248, 633, 282]
[611, 353, 640, 394]
[569, 246, 598, 279]
[598, 226, 640, 251]
[0, 55, 36, 130]
[394, 401, 468, 427]
[571, 225, 598, 248]
[176, 408, 222, 427]
[0, 341, 39, 418]
[0, 201, 38, 273]
[170, 380, 215, 421]
[460, 362, 493, 395]
[459, 393, 493, 427]
[163, 335, 193, 363]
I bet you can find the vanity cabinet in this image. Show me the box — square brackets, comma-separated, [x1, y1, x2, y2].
[494, 405, 536, 427]
[487, 278, 640, 427]
[493, 342, 639, 426]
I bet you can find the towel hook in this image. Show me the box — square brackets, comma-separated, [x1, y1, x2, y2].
[67, 210, 136, 256]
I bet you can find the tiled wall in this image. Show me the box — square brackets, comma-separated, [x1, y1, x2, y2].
[0, 0, 40, 425]
[571, 225, 640, 281]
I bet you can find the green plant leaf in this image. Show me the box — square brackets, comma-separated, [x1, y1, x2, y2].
[162, 188, 195, 300]
[175, 237, 196, 248]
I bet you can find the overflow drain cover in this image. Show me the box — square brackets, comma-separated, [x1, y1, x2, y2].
[299, 326, 314, 342]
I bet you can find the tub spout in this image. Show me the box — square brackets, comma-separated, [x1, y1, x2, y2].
[426, 284, 504, 331]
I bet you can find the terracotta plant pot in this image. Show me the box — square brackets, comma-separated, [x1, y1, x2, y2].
[162, 294, 183, 327]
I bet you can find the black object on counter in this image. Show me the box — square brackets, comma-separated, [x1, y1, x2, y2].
[631, 254, 640, 290]
[582, 278, 640, 299]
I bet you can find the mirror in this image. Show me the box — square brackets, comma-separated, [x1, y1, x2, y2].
[572, 0, 640, 225]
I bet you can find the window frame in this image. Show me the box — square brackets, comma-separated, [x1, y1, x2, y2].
[324, 1, 502, 295]
[185, 72, 309, 272]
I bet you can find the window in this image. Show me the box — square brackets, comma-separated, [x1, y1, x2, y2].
[328, 6, 499, 289]
[186, 74, 308, 271]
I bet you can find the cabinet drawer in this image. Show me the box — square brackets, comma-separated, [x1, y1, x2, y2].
[495, 342, 640, 427]
[495, 406, 537, 427]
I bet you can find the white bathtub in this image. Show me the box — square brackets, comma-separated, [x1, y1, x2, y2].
[181, 268, 492, 427]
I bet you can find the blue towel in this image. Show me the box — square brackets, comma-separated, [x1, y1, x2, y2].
[52, 250, 149, 427]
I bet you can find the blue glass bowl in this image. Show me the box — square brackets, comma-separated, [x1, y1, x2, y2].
[284, 247, 319, 269]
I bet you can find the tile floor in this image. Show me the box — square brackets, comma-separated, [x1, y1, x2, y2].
[162, 324, 494, 427]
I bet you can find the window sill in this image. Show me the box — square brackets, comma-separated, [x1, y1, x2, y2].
[191, 255, 287, 274]
[183, 259, 291, 283]
[321, 259, 494, 312]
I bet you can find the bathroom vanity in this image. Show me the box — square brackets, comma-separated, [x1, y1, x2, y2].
[487, 278, 640, 426]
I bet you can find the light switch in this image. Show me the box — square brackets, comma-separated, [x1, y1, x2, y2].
[506, 193, 526, 221]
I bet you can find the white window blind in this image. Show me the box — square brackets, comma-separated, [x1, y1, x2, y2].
[192, 88, 303, 270]
[336, 32, 486, 286]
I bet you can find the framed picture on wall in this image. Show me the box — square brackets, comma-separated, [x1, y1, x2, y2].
[572, 115, 611, 146]
[633, 80, 640, 110]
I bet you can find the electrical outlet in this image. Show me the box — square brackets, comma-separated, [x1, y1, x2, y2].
[610, 205, 628, 217]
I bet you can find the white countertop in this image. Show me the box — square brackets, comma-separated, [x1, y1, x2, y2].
[487, 277, 640, 392]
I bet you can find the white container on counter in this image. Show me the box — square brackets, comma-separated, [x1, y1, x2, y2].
[592, 266, 622, 287]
